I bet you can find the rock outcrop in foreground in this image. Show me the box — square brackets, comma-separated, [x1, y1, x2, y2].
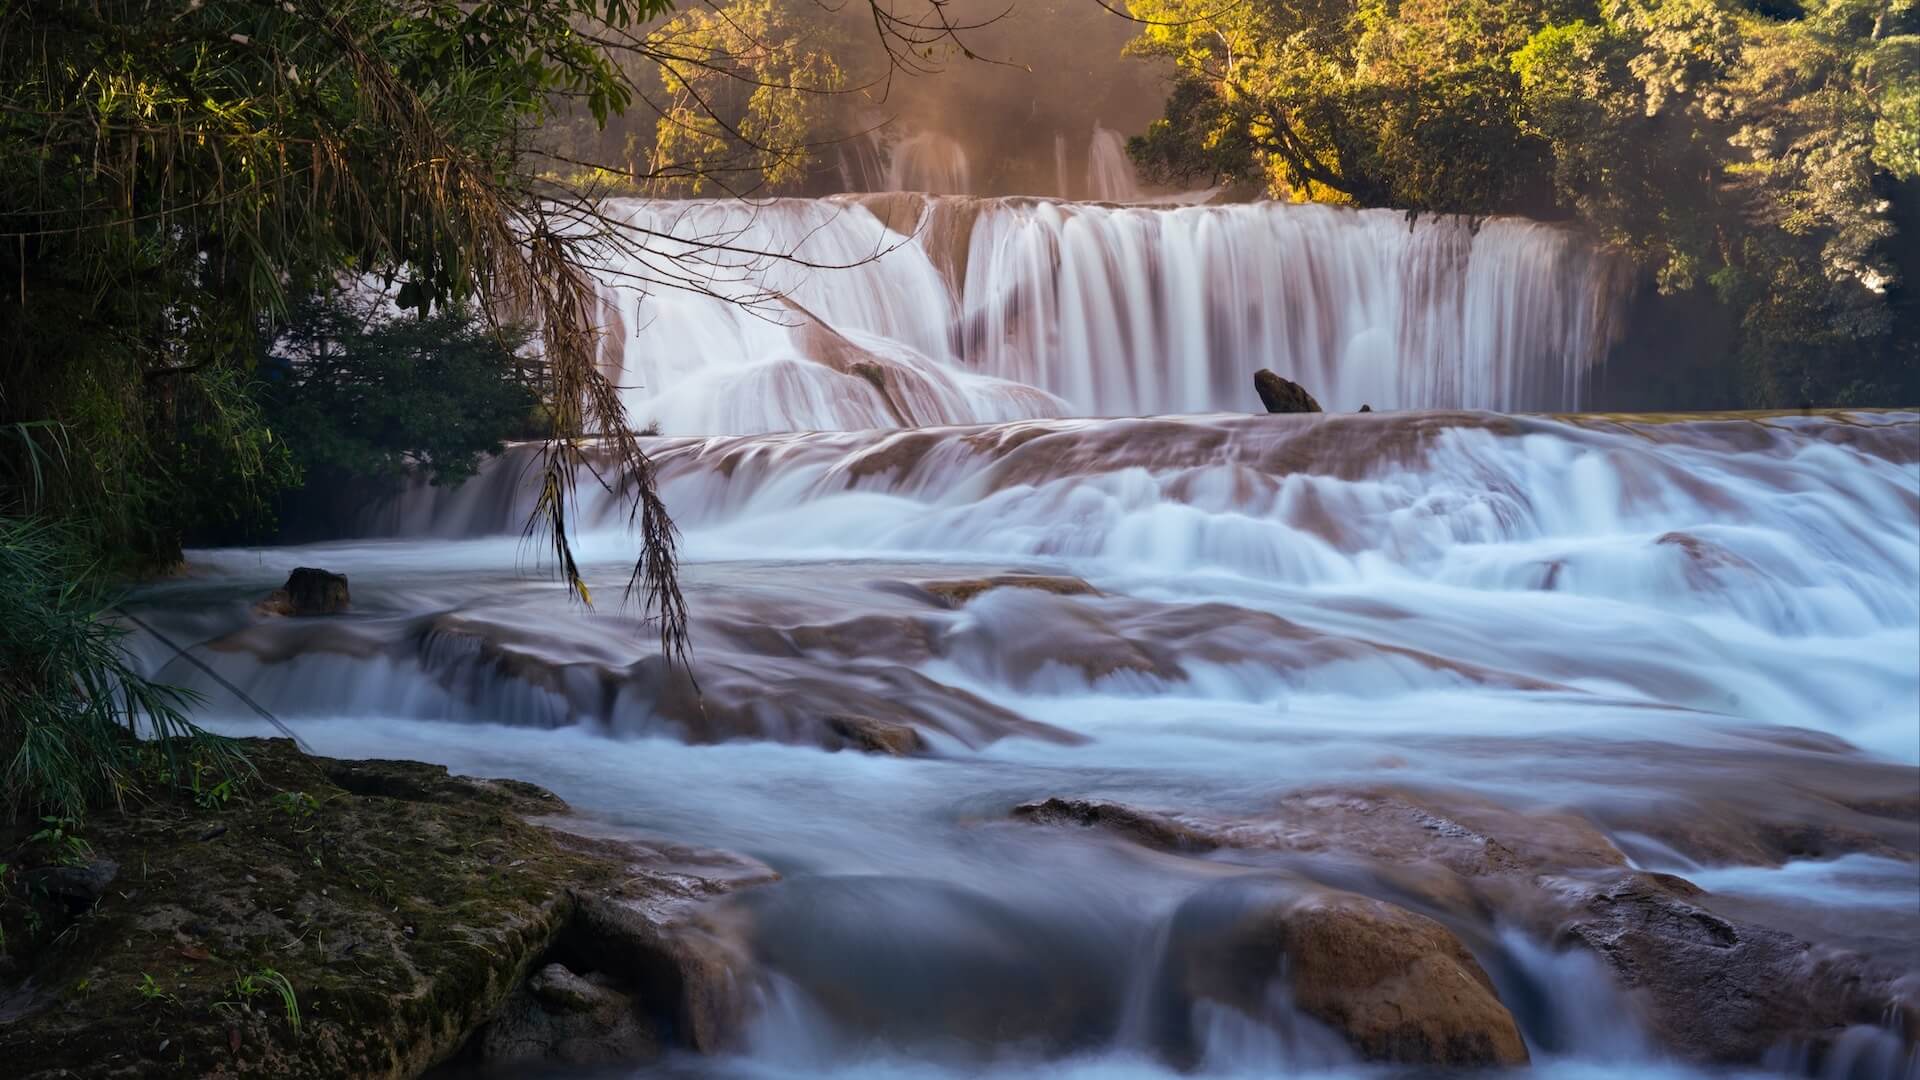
[0, 739, 771, 1078]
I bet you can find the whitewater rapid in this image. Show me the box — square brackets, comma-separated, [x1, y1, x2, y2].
[351, 410, 1919, 761]
[595, 198, 1626, 433]
[133, 415, 1918, 1075]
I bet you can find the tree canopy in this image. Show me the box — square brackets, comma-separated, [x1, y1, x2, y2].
[1, 0, 697, 639]
[1127, 0, 1919, 404]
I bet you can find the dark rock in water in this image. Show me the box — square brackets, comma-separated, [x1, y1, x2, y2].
[825, 714, 927, 756]
[916, 574, 1098, 608]
[1155, 877, 1529, 1068]
[481, 962, 658, 1066]
[1359, 404, 1373, 412]
[1013, 797, 1220, 853]
[1254, 369, 1323, 413]
[258, 566, 350, 616]
[1551, 871, 1916, 1065]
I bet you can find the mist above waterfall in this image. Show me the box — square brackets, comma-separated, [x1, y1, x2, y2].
[821, 0, 1170, 198]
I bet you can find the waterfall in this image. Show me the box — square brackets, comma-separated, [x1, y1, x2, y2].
[591, 195, 1626, 434]
[1085, 125, 1142, 203]
[882, 132, 973, 195]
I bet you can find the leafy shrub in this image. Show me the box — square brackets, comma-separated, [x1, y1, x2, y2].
[0, 515, 239, 820]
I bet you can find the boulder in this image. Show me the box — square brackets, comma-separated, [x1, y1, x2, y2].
[1549, 871, 1917, 1064]
[1254, 370, 1323, 413]
[825, 714, 927, 756]
[258, 567, 350, 616]
[1157, 878, 1529, 1068]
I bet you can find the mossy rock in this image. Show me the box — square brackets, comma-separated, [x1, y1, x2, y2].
[0, 739, 766, 1078]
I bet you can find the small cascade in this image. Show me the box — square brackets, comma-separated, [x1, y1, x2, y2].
[588, 195, 1626, 434]
[883, 131, 973, 195]
[834, 130, 888, 194]
[1085, 125, 1143, 202]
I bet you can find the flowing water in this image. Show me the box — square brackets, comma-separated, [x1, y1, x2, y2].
[596, 196, 1625, 433]
[128, 192, 1919, 1079]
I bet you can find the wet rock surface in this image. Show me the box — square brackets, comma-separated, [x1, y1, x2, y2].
[915, 574, 1098, 608]
[257, 567, 351, 616]
[1014, 780, 1920, 1068]
[1155, 877, 1530, 1067]
[1547, 871, 1918, 1065]
[734, 876, 1127, 1056]
[824, 714, 928, 756]
[1012, 798, 1220, 853]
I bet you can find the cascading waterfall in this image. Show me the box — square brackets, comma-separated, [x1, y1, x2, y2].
[592, 195, 1625, 435]
[1084, 125, 1142, 202]
[882, 132, 974, 195]
[129, 162, 1916, 1078]
[149, 406, 1920, 1079]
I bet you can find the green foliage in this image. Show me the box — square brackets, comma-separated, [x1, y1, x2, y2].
[0, 0, 686, 598]
[134, 972, 180, 1007]
[257, 291, 541, 491]
[218, 968, 301, 1034]
[0, 515, 242, 821]
[1129, 0, 1920, 405]
[612, 0, 848, 194]
[271, 791, 320, 819]
[26, 816, 93, 867]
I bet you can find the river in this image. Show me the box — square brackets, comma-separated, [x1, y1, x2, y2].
[127, 196, 1919, 1079]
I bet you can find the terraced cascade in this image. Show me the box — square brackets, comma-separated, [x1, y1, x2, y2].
[122, 407, 1920, 1079]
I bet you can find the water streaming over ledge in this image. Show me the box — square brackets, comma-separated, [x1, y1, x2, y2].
[595, 197, 1628, 434]
[137, 407, 1920, 1078]
[129, 175, 1919, 1078]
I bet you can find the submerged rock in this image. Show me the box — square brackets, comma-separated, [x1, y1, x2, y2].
[1157, 878, 1529, 1067]
[737, 875, 1126, 1056]
[1254, 369, 1323, 413]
